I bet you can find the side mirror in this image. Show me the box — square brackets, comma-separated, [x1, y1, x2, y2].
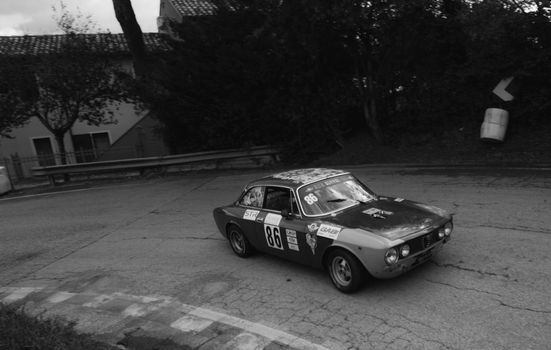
[281, 208, 293, 219]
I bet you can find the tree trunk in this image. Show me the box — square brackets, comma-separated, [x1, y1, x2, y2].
[366, 60, 382, 143]
[362, 99, 382, 144]
[362, 59, 382, 144]
[112, 0, 147, 77]
[54, 133, 70, 182]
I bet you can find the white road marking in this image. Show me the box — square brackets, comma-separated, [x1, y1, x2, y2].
[47, 291, 76, 304]
[0, 286, 330, 350]
[83, 294, 114, 308]
[2, 287, 42, 303]
[121, 299, 170, 317]
[221, 332, 271, 350]
[189, 307, 331, 350]
[170, 315, 213, 332]
[122, 303, 148, 317]
[0, 287, 14, 294]
[112, 292, 161, 304]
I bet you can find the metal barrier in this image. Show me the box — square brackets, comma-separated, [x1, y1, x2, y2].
[31, 146, 280, 185]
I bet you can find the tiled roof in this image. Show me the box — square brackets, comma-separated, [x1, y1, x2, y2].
[0, 33, 172, 57]
[168, 0, 235, 17]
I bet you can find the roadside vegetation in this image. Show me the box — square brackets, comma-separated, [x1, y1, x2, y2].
[133, 0, 551, 163]
[2, 0, 550, 165]
[0, 304, 116, 350]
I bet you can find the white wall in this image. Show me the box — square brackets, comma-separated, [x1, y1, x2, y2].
[0, 101, 147, 177]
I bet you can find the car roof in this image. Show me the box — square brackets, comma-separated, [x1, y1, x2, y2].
[247, 168, 349, 189]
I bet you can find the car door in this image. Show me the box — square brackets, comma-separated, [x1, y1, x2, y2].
[251, 186, 291, 257]
[253, 186, 325, 267]
[279, 190, 333, 268]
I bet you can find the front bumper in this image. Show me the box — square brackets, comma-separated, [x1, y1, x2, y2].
[370, 236, 450, 279]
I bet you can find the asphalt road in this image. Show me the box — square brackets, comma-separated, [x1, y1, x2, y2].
[1, 167, 550, 350]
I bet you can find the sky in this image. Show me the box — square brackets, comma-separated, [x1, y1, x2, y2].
[0, 0, 159, 36]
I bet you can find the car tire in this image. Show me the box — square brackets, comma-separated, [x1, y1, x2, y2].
[327, 249, 364, 293]
[227, 225, 253, 258]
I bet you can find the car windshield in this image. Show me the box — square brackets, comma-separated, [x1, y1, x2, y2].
[298, 174, 377, 216]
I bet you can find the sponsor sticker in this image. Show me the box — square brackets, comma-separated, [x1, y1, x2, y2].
[305, 223, 319, 255]
[363, 208, 380, 215]
[243, 209, 260, 221]
[264, 213, 282, 226]
[307, 223, 319, 233]
[363, 208, 394, 218]
[317, 224, 341, 240]
[286, 229, 296, 237]
[285, 229, 298, 249]
[288, 243, 299, 251]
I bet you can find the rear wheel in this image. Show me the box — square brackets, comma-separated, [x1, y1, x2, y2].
[327, 249, 364, 293]
[228, 225, 253, 258]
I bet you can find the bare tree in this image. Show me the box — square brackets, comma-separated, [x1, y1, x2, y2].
[112, 0, 147, 76]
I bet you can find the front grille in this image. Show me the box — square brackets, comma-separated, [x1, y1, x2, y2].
[423, 233, 432, 248]
[407, 229, 439, 255]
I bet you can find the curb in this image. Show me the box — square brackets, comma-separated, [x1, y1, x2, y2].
[0, 285, 333, 350]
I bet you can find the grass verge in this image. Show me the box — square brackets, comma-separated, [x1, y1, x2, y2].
[0, 304, 117, 350]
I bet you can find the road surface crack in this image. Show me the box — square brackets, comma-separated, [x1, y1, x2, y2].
[430, 261, 511, 279]
[424, 278, 504, 297]
[495, 299, 551, 314]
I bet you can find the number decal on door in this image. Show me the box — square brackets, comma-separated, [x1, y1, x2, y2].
[264, 225, 284, 250]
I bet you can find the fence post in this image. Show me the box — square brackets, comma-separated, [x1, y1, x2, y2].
[10, 153, 24, 180]
[136, 126, 145, 158]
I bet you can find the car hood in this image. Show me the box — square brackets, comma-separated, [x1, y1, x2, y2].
[324, 198, 450, 241]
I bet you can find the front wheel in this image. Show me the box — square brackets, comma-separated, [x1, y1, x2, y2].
[327, 249, 364, 293]
[228, 225, 253, 258]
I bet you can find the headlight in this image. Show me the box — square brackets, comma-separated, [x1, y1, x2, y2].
[438, 221, 453, 238]
[385, 248, 398, 265]
[400, 244, 410, 258]
[444, 221, 453, 236]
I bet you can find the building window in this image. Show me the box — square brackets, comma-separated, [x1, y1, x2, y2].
[32, 137, 56, 166]
[72, 131, 111, 163]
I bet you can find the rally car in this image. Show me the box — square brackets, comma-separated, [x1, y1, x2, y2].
[213, 168, 453, 293]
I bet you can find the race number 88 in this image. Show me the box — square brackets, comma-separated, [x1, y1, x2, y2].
[264, 225, 283, 250]
[304, 193, 318, 205]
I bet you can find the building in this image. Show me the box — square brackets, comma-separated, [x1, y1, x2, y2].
[0, 33, 172, 179]
[157, 0, 231, 35]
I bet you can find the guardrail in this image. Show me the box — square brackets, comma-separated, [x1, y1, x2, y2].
[31, 145, 280, 185]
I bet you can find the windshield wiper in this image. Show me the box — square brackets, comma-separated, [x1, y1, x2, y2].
[326, 198, 349, 203]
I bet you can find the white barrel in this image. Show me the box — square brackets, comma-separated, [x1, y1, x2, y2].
[480, 108, 509, 142]
[0, 166, 12, 195]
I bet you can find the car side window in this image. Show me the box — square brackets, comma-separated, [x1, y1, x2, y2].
[264, 186, 292, 212]
[239, 186, 265, 208]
